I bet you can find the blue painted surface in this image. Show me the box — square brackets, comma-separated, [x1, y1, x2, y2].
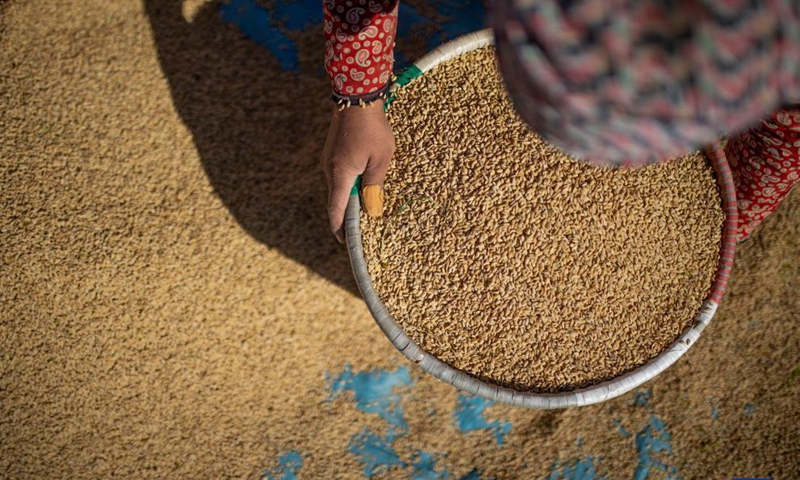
[409, 451, 488, 480]
[221, 0, 487, 72]
[329, 364, 412, 435]
[633, 389, 652, 407]
[329, 365, 413, 476]
[458, 470, 483, 480]
[433, 0, 485, 47]
[271, 0, 323, 31]
[349, 427, 406, 477]
[219, 0, 301, 71]
[708, 396, 720, 424]
[410, 451, 450, 480]
[547, 455, 605, 480]
[743, 403, 757, 418]
[326, 365, 689, 478]
[263, 451, 303, 480]
[397, 1, 487, 67]
[453, 394, 512, 446]
[396, 2, 429, 41]
[327, 366, 496, 478]
[633, 416, 679, 480]
[612, 419, 632, 438]
[393, 3, 429, 67]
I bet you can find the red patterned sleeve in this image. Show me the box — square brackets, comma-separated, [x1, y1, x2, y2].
[725, 106, 800, 243]
[323, 0, 398, 106]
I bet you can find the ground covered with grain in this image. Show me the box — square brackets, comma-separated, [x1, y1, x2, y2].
[362, 48, 724, 392]
[1, 1, 798, 479]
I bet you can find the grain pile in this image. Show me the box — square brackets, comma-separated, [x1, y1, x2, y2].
[362, 47, 724, 392]
[3, 1, 798, 478]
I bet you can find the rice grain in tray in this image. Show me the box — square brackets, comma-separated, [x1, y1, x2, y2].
[361, 47, 724, 393]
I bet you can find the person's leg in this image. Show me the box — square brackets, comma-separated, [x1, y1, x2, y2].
[725, 106, 800, 243]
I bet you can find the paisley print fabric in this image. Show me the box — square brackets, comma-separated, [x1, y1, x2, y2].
[323, 0, 398, 102]
[726, 107, 800, 242]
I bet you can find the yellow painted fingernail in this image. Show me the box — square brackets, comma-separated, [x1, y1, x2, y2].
[362, 184, 384, 218]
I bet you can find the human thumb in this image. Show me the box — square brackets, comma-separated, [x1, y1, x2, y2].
[360, 184, 384, 217]
[361, 157, 390, 217]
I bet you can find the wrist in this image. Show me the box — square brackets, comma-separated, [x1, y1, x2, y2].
[331, 83, 390, 109]
[333, 99, 386, 119]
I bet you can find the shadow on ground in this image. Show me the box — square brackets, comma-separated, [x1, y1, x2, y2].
[145, 0, 486, 295]
[144, 0, 359, 294]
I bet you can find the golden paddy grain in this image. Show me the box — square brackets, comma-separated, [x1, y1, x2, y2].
[361, 47, 724, 393]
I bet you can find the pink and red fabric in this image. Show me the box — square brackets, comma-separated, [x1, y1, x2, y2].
[726, 107, 800, 241]
[324, 0, 398, 103]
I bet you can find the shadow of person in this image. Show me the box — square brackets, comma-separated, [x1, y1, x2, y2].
[144, 0, 359, 294]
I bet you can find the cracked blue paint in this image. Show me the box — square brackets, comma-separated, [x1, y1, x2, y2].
[221, 0, 488, 72]
[633, 416, 679, 480]
[394, 3, 430, 67]
[433, 0, 485, 47]
[453, 394, 512, 446]
[633, 389, 652, 407]
[458, 470, 483, 480]
[410, 451, 450, 480]
[262, 451, 303, 480]
[743, 403, 757, 418]
[327, 366, 498, 478]
[613, 419, 632, 438]
[410, 452, 485, 480]
[708, 397, 720, 425]
[349, 427, 406, 477]
[271, 0, 323, 31]
[395, 1, 486, 67]
[322, 364, 684, 479]
[329, 365, 413, 476]
[329, 364, 412, 435]
[547, 455, 605, 480]
[218, 0, 326, 72]
[220, 0, 300, 72]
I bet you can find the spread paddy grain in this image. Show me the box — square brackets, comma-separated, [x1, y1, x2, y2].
[361, 47, 724, 392]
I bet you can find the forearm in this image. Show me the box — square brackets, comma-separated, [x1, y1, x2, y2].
[323, 0, 399, 105]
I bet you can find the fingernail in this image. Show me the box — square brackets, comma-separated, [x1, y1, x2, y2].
[362, 184, 384, 218]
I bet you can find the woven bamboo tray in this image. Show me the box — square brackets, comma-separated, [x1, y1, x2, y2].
[344, 29, 739, 408]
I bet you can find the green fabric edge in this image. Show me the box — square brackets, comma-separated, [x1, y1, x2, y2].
[384, 64, 424, 109]
[350, 175, 362, 196]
